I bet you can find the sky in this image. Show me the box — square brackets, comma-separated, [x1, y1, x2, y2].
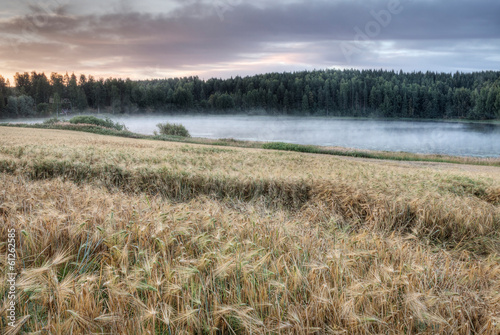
[0, 0, 499, 82]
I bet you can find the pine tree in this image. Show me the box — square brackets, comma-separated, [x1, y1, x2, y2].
[52, 93, 61, 117]
[495, 90, 500, 118]
[301, 94, 309, 112]
[0, 91, 5, 115]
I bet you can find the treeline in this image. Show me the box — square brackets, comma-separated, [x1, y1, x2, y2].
[1, 69, 500, 119]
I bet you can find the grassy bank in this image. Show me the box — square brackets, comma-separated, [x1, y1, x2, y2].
[0, 127, 499, 334]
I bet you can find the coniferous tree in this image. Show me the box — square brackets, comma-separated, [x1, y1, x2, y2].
[1, 69, 499, 119]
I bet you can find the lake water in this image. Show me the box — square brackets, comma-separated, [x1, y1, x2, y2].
[3, 114, 500, 157]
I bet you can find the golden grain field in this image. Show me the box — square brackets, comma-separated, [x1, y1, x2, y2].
[0, 127, 499, 334]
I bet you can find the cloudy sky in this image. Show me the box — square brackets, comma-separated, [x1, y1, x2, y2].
[0, 0, 499, 82]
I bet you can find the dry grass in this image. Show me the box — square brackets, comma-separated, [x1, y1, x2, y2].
[0, 127, 499, 334]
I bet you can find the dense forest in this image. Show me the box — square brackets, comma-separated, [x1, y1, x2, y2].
[1, 69, 500, 120]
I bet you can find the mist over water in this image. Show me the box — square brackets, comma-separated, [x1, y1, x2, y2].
[4, 114, 500, 157]
[114, 115, 500, 157]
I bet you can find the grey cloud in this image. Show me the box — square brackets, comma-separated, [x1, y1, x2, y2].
[0, 0, 499, 79]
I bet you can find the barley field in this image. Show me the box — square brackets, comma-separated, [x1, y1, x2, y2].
[0, 127, 499, 334]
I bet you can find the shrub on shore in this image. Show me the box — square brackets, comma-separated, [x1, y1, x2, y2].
[156, 122, 191, 137]
[43, 117, 64, 125]
[262, 141, 319, 153]
[69, 115, 125, 131]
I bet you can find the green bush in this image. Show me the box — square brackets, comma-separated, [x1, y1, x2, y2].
[156, 123, 191, 137]
[262, 142, 319, 153]
[69, 115, 124, 131]
[43, 117, 63, 125]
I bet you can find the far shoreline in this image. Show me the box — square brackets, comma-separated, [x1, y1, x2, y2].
[1, 111, 500, 125]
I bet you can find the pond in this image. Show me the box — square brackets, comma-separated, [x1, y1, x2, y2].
[3, 114, 500, 157]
